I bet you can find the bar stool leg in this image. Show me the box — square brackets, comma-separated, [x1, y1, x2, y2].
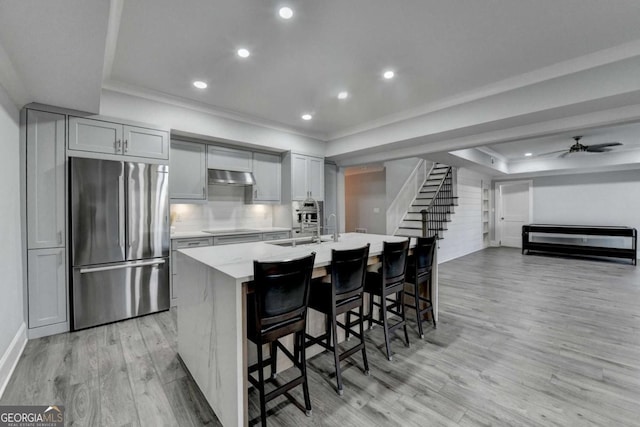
[331, 312, 344, 396]
[380, 293, 392, 361]
[270, 342, 278, 379]
[415, 283, 425, 339]
[345, 311, 352, 341]
[298, 331, 312, 416]
[400, 289, 410, 348]
[256, 343, 267, 427]
[368, 293, 374, 330]
[359, 304, 370, 375]
[429, 277, 437, 328]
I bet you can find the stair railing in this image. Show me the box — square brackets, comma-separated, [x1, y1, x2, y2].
[387, 160, 431, 235]
[420, 167, 453, 238]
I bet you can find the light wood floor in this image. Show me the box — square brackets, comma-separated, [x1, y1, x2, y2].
[3, 247, 640, 426]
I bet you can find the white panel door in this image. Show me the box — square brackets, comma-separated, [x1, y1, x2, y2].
[28, 248, 67, 328]
[68, 117, 122, 154]
[170, 140, 207, 200]
[123, 125, 169, 159]
[498, 181, 532, 248]
[26, 109, 66, 249]
[307, 156, 324, 201]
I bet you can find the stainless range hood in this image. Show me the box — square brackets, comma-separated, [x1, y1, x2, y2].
[208, 169, 256, 186]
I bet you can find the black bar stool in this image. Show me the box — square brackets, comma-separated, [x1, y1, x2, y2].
[364, 239, 410, 361]
[404, 236, 437, 338]
[247, 252, 316, 427]
[305, 244, 370, 396]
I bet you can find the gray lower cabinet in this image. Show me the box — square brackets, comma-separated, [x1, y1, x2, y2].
[262, 231, 291, 241]
[26, 109, 66, 249]
[170, 140, 207, 201]
[213, 233, 263, 245]
[69, 116, 169, 160]
[27, 248, 66, 328]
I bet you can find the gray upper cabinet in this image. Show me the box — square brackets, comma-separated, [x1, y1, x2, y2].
[290, 153, 324, 201]
[123, 125, 170, 159]
[170, 140, 207, 201]
[69, 117, 169, 160]
[248, 152, 281, 203]
[207, 145, 252, 172]
[69, 117, 122, 155]
[28, 248, 67, 328]
[26, 109, 66, 249]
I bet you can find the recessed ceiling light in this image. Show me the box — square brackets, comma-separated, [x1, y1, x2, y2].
[383, 70, 395, 79]
[237, 48, 250, 58]
[337, 91, 349, 100]
[279, 6, 294, 19]
[301, 114, 312, 121]
[524, 152, 533, 157]
[193, 81, 208, 89]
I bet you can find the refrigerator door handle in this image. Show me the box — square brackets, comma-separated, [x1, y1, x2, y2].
[79, 259, 166, 274]
[118, 172, 126, 252]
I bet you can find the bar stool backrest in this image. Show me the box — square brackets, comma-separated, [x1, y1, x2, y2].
[253, 252, 316, 331]
[331, 244, 370, 300]
[414, 236, 436, 277]
[382, 240, 410, 288]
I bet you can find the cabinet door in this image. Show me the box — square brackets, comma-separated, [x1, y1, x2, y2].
[252, 152, 281, 202]
[307, 156, 324, 201]
[170, 141, 207, 200]
[123, 125, 169, 160]
[207, 146, 252, 172]
[291, 154, 308, 200]
[68, 117, 122, 154]
[28, 248, 66, 328]
[26, 110, 66, 249]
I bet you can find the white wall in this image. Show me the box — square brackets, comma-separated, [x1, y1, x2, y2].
[384, 157, 424, 206]
[345, 170, 386, 234]
[100, 90, 326, 157]
[438, 168, 490, 263]
[531, 170, 640, 247]
[170, 185, 274, 232]
[0, 83, 26, 396]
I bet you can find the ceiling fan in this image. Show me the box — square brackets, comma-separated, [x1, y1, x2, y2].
[538, 136, 622, 157]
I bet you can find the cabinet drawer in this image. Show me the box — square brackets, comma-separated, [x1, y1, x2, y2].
[213, 233, 262, 245]
[262, 231, 291, 241]
[172, 237, 214, 250]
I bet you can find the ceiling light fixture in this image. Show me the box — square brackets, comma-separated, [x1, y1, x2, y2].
[193, 81, 208, 89]
[337, 91, 349, 100]
[279, 7, 293, 19]
[524, 152, 533, 157]
[301, 114, 312, 121]
[383, 70, 395, 79]
[237, 48, 250, 58]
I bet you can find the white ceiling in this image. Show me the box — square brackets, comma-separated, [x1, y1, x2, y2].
[2, 0, 640, 165]
[105, 0, 640, 138]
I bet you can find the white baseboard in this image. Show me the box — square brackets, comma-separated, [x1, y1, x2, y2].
[0, 322, 27, 399]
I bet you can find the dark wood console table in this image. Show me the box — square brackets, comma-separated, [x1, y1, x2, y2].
[522, 224, 637, 265]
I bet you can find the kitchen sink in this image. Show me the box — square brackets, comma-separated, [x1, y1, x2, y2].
[267, 237, 334, 247]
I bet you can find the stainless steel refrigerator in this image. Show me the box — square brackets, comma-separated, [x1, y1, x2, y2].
[70, 157, 170, 330]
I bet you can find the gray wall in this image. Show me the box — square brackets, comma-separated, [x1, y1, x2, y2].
[345, 170, 386, 234]
[0, 84, 24, 366]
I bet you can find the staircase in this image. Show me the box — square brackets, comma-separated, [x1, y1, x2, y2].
[395, 163, 458, 239]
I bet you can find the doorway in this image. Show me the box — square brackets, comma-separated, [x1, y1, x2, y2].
[496, 180, 532, 248]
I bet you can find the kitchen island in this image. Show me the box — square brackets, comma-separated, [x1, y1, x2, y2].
[175, 233, 438, 427]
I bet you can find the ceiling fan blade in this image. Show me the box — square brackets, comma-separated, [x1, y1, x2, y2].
[536, 149, 568, 157]
[585, 142, 622, 151]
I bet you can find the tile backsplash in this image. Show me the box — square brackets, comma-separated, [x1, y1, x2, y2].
[171, 185, 274, 231]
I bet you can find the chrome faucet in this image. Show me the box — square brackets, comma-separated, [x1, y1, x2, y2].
[328, 213, 339, 242]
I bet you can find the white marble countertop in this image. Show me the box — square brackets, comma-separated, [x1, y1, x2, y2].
[171, 227, 292, 239]
[178, 233, 414, 281]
